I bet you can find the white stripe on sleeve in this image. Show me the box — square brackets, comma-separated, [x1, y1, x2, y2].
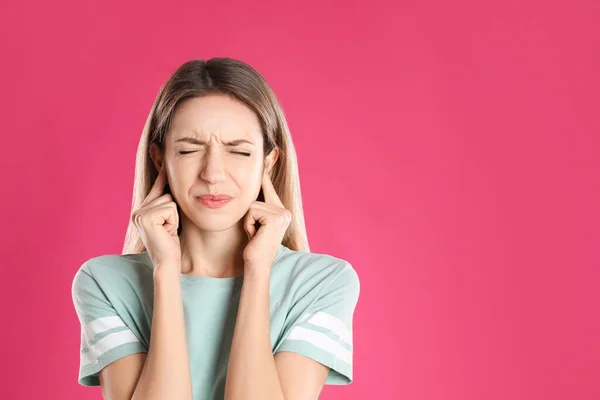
[81, 329, 141, 367]
[83, 316, 127, 343]
[286, 325, 352, 365]
[297, 311, 352, 346]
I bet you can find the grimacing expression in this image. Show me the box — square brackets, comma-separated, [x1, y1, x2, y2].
[152, 93, 278, 231]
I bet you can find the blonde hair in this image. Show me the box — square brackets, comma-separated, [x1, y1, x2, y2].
[122, 58, 310, 254]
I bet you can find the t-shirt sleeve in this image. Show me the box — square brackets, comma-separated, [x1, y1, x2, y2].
[71, 262, 148, 386]
[275, 261, 360, 385]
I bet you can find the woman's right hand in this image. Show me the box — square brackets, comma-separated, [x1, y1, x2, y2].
[131, 163, 182, 272]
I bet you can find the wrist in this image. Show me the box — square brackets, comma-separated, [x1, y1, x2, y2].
[244, 263, 271, 279]
[153, 263, 181, 280]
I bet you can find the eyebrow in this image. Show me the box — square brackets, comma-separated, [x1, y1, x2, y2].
[174, 137, 255, 146]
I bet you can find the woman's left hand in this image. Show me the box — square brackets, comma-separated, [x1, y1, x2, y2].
[243, 169, 292, 271]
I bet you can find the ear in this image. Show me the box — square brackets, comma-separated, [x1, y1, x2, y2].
[149, 142, 164, 172]
[264, 147, 280, 174]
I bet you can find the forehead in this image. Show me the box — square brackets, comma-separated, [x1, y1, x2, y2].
[169, 94, 262, 141]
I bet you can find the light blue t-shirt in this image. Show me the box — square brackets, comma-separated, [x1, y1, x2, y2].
[71, 243, 360, 399]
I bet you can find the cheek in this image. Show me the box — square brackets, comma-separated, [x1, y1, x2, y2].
[240, 172, 262, 192]
[233, 160, 262, 182]
[233, 170, 261, 198]
[167, 165, 196, 193]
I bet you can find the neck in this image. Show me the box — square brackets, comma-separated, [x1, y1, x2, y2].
[178, 218, 249, 278]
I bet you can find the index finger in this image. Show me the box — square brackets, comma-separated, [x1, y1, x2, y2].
[261, 168, 284, 207]
[142, 164, 167, 207]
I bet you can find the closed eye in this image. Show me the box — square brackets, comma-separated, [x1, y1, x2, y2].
[178, 151, 251, 157]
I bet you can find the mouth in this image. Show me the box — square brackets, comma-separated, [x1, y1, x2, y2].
[196, 197, 232, 209]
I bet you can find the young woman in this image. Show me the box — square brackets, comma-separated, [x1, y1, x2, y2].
[71, 58, 360, 400]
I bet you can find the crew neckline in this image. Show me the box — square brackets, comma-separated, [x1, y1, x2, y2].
[140, 243, 287, 289]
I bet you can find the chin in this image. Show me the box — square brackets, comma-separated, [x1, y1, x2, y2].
[188, 214, 242, 232]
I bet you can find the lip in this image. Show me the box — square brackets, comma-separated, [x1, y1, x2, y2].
[197, 194, 232, 201]
[196, 195, 232, 209]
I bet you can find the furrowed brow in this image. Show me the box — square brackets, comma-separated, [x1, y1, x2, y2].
[174, 137, 255, 146]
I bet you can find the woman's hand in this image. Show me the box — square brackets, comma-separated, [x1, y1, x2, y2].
[243, 169, 292, 271]
[131, 163, 182, 272]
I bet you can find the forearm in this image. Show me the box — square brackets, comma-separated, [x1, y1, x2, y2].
[224, 267, 285, 400]
[133, 266, 193, 400]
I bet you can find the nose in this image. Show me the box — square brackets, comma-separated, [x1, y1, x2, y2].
[199, 146, 227, 184]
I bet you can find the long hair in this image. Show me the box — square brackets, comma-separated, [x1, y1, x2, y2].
[122, 58, 310, 254]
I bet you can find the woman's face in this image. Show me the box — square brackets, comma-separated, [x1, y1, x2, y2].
[150, 93, 278, 231]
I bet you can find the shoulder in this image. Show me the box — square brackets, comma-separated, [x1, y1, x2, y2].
[72, 252, 153, 297]
[77, 251, 151, 277]
[84, 251, 152, 274]
[273, 245, 360, 298]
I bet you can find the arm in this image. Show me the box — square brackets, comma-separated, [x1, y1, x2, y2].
[73, 267, 192, 400]
[224, 267, 329, 400]
[98, 353, 146, 400]
[98, 266, 193, 400]
[130, 266, 193, 400]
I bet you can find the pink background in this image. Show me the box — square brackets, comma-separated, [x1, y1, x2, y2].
[1, 0, 598, 399]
